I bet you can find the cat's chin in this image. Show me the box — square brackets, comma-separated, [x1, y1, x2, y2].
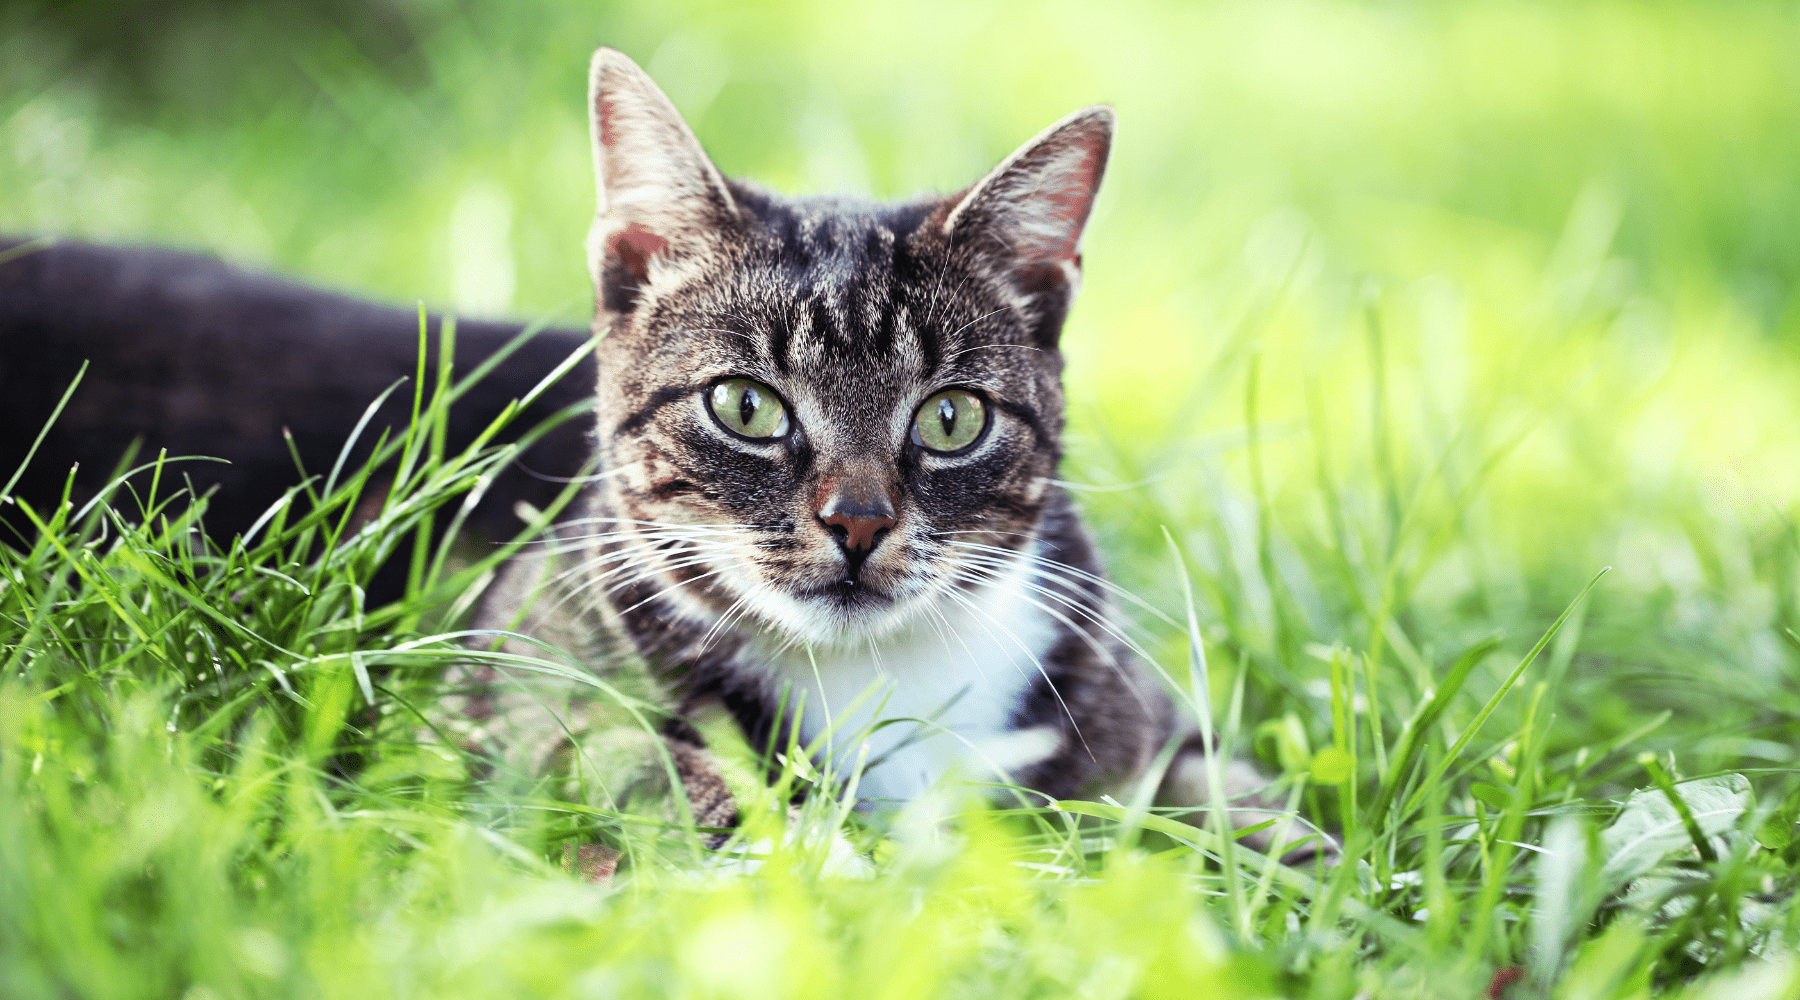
[785, 580, 912, 643]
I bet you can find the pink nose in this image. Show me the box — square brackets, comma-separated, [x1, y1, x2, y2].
[813, 467, 899, 557]
[820, 508, 897, 552]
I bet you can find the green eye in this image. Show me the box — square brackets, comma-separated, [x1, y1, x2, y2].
[708, 378, 791, 439]
[911, 389, 987, 454]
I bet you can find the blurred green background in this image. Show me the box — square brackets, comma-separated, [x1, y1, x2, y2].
[9, 4, 1800, 995]
[3, 0, 1798, 770]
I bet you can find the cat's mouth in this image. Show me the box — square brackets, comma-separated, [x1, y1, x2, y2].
[799, 577, 895, 610]
[724, 563, 935, 646]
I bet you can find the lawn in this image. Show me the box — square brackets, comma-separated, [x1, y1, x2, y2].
[4, 1, 1800, 997]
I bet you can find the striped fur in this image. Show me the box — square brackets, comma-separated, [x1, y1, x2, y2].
[460, 48, 1325, 857]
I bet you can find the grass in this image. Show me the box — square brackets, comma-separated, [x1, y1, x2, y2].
[5, 1, 1800, 997]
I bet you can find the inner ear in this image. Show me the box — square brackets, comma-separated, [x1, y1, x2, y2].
[586, 47, 738, 320]
[601, 224, 670, 315]
[941, 106, 1113, 348]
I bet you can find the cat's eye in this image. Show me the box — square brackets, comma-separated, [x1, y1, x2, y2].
[708, 378, 791, 440]
[911, 389, 988, 454]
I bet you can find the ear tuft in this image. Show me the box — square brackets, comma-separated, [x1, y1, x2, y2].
[587, 47, 737, 319]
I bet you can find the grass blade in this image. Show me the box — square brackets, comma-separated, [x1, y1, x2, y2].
[1400, 567, 1610, 820]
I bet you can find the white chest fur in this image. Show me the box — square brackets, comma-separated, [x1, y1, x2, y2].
[745, 556, 1062, 806]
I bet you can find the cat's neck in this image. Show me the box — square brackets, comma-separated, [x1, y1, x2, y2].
[735, 542, 1063, 805]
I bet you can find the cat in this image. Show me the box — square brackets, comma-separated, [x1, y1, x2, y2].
[450, 47, 1328, 861]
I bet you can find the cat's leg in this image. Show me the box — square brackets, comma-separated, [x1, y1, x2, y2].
[437, 655, 745, 854]
[661, 734, 739, 837]
[437, 542, 745, 855]
[1156, 731, 1340, 863]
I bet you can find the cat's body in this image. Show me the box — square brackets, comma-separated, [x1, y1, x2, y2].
[454, 48, 1306, 850]
[0, 49, 1321, 857]
[0, 236, 595, 610]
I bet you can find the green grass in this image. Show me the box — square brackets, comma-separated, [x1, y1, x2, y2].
[5, 1, 1800, 997]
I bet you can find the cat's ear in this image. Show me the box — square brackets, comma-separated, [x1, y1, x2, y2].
[942, 106, 1113, 347]
[587, 47, 738, 318]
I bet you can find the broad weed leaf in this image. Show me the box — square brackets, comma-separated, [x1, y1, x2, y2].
[1600, 774, 1750, 886]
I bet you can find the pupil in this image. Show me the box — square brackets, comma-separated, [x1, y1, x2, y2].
[739, 385, 759, 428]
[937, 397, 957, 438]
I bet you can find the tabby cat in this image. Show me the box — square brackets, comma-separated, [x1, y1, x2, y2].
[453, 47, 1318, 857]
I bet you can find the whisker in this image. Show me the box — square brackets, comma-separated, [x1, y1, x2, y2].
[950, 563, 1158, 718]
[934, 581, 1090, 759]
[536, 534, 712, 590]
[527, 527, 725, 558]
[937, 305, 1014, 349]
[541, 536, 746, 618]
[534, 523, 750, 540]
[697, 589, 760, 653]
[612, 563, 747, 618]
[542, 515, 765, 532]
[943, 539, 1177, 625]
[921, 241, 962, 334]
[1039, 475, 1166, 494]
[951, 561, 1114, 664]
[952, 550, 1166, 660]
[866, 634, 888, 682]
[920, 598, 986, 684]
[542, 551, 706, 619]
[673, 325, 760, 349]
[940, 341, 1049, 363]
[510, 461, 635, 486]
[520, 524, 755, 560]
[571, 555, 753, 624]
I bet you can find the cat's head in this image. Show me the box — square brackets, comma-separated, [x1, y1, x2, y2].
[581, 47, 1110, 647]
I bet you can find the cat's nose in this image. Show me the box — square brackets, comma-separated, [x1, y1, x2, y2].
[814, 468, 899, 561]
[820, 506, 897, 553]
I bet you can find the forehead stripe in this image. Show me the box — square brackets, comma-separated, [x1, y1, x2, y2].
[859, 278, 894, 358]
[768, 316, 794, 375]
[809, 297, 840, 355]
[903, 257, 944, 370]
[912, 297, 940, 371]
